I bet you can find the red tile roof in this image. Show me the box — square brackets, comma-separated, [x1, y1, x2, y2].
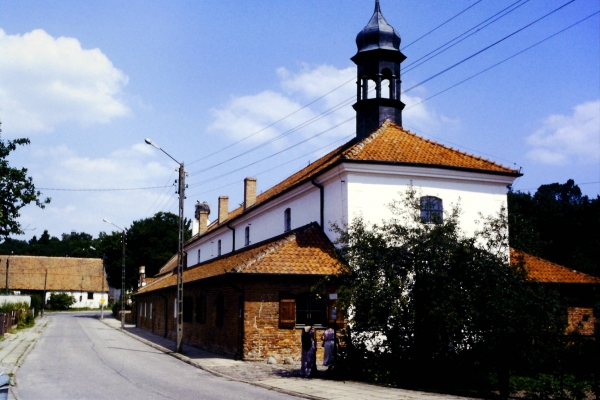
[189, 121, 520, 244]
[137, 223, 343, 294]
[511, 249, 600, 284]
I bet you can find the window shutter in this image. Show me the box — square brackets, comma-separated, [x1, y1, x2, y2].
[279, 298, 296, 329]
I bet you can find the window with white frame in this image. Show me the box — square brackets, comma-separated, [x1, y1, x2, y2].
[284, 208, 291, 232]
[217, 240, 222, 256]
[197, 249, 201, 264]
[245, 226, 250, 246]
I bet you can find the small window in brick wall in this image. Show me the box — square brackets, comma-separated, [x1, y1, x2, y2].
[196, 293, 207, 324]
[87, 292, 94, 300]
[215, 293, 224, 327]
[279, 293, 295, 329]
[295, 292, 326, 327]
[183, 296, 193, 323]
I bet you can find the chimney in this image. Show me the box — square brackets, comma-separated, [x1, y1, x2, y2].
[218, 196, 229, 224]
[195, 201, 211, 235]
[244, 177, 257, 210]
[138, 266, 146, 287]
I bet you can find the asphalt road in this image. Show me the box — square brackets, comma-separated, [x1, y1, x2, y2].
[17, 312, 297, 400]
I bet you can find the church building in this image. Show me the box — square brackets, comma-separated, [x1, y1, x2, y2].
[134, 1, 522, 360]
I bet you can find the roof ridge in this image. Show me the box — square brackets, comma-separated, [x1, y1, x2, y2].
[343, 119, 392, 158]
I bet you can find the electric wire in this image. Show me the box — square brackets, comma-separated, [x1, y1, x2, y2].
[145, 170, 176, 216]
[38, 186, 171, 192]
[403, 0, 577, 93]
[186, 134, 352, 197]
[186, 77, 356, 167]
[185, 1, 493, 168]
[181, 10, 598, 201]
[402, 0, 484, 49]
[403, 0, 531, 73]
[188, 119, 355, 188]
[405, 10, 600, 110]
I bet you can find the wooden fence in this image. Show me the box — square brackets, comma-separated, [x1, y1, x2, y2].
[0, 310, 21, 336]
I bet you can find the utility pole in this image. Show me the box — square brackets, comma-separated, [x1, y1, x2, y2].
[176, 162, 185, 353]
[121, 228, 126, 330]
[5, 257, 8, 295]
[101, 255, 105, 319]
[145, 138, 186, 353]
[5, 252, 12, 294]
[41, 269, 48, 317]
[102, 219, 127, 330]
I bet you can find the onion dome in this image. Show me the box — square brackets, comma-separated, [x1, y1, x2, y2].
[355, 0, 401, 53]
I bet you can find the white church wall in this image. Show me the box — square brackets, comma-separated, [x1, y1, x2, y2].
[45, 291, 108, 309]
[186, 183, 321, 265]
[343, 163, 514, 239]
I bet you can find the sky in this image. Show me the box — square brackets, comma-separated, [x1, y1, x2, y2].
[0, 0, 599, 242]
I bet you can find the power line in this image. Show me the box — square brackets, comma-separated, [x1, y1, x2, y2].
[145, 170, 176, 217]
[403, 0, 577, 93]
[188, 119, 355, 187]
[186, 77, 356, 167]
[38, 186, 171, 192]
[405, 10, 600, 110]
[403, 0, 531, 73]
[185, 2, 493, 168]
[402, 0, 484, 49]
[185, 135, 353, 198]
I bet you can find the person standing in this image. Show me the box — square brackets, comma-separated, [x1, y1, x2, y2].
[300, 319, 317, 378]
[322, 323, 336, 370]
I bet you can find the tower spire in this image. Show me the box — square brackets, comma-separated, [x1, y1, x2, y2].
[352, 1, 406, 140]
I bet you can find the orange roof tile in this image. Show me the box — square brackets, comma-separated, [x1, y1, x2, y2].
[0, 255, 108, 292]
[137, 222, 343, 294]
[510, 249, 600, 284]
[189, 121, 520, 244]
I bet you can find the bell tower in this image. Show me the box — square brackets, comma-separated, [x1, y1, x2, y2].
[352, 0, 406, 140]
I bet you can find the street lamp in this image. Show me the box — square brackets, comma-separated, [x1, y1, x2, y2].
[145, 138, 185, 353]
[90, 246, 106, 319]
[103, 218, 127, 330]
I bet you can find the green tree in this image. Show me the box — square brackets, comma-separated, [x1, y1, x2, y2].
[0, 121, 51, 237]
[508, 180, 599, 277]
[97, 212, 191, 290]
[326, 187, 564, 390]
[46, 292, 76, 310]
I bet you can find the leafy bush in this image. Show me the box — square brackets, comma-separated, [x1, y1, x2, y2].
[29, 294, 42, 316]
[46, 293, 76, 310]
[0, 301, 29, 313]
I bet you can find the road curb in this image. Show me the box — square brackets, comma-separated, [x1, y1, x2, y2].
[10, 317, 51, 400]
[99, 318, 325, 400]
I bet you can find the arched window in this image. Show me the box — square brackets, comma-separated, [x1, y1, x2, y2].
[217, 240, 222, 256]
[244, 226, 250, 247]
[284, 208, 291, 232]
[420, 196, 443, 224]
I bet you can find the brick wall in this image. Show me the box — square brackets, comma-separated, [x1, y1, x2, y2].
[567, 307, 596, 335]
[136, 275, 334, 361]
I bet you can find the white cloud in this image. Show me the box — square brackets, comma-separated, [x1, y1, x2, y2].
[0, 28, 129, 135]
[527, 100, 600, 165]
[15, 143, 177, 237]
[208, 64, 443, 148]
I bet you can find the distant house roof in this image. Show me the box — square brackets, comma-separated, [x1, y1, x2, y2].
[0, 255, 108, 292]
[511, 249, 600, 284]
[137, 222, 343, 295]
[188, 121, 520, 245]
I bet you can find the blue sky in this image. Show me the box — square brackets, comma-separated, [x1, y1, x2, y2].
[1, 0, 598, 241]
